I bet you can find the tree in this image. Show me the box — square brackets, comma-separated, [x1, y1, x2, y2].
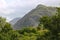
[1, 22, 12, 33]
[0, 17, 6, 31]
[38, 8, 60, 40]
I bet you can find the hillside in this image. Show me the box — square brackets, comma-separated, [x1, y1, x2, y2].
[13, 4, 57, 30]
[10, 17, 21, 25]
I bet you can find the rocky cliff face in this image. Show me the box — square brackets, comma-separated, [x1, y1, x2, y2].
[13, 4, 57, 30]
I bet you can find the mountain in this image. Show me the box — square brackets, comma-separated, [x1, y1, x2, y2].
[13, 4, 57, 30]
[10, 17, 21, 25]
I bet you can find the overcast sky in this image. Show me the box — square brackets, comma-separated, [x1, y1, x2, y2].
[0, 0, 60, 21]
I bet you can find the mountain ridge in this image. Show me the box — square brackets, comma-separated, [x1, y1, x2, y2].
[10, 17, 21, 25]
[13, 4, 57, 30]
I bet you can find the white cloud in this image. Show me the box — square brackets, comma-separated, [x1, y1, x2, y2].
[0, 0, 60, 14]
[0, 0, 60, 21]
[6, 17, 13, 22]
[0, 0, 7, 8]
[37, 0, 60, 6]
[0, 8, 15, 14]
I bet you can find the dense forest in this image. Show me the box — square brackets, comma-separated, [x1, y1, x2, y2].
[0, 8, 60, 40]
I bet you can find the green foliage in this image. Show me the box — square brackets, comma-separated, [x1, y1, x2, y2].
[1, 22, 12, 33]
[0, 17, 6, 32]
[0, 17, 6, 28]
[0, 8, 60, 40]
[38, 8, 60, 40]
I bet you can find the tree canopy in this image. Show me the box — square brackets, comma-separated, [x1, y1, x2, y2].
[0, 8, 60, 40]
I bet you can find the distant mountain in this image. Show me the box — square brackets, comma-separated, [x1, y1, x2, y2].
[10, 17, 21, 25]
[13, 4, 57, 30]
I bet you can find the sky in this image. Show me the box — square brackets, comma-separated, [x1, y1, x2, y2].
[0, 0, 60, 21]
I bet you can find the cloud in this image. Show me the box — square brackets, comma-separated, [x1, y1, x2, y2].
[0, 0, 60, 13]
[0, 0, 7, 8]
[0, 0, 60, 15]
[37, 0, 60, 6]
[0, 8, 15, 14]
[0, 0, 60, 21]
